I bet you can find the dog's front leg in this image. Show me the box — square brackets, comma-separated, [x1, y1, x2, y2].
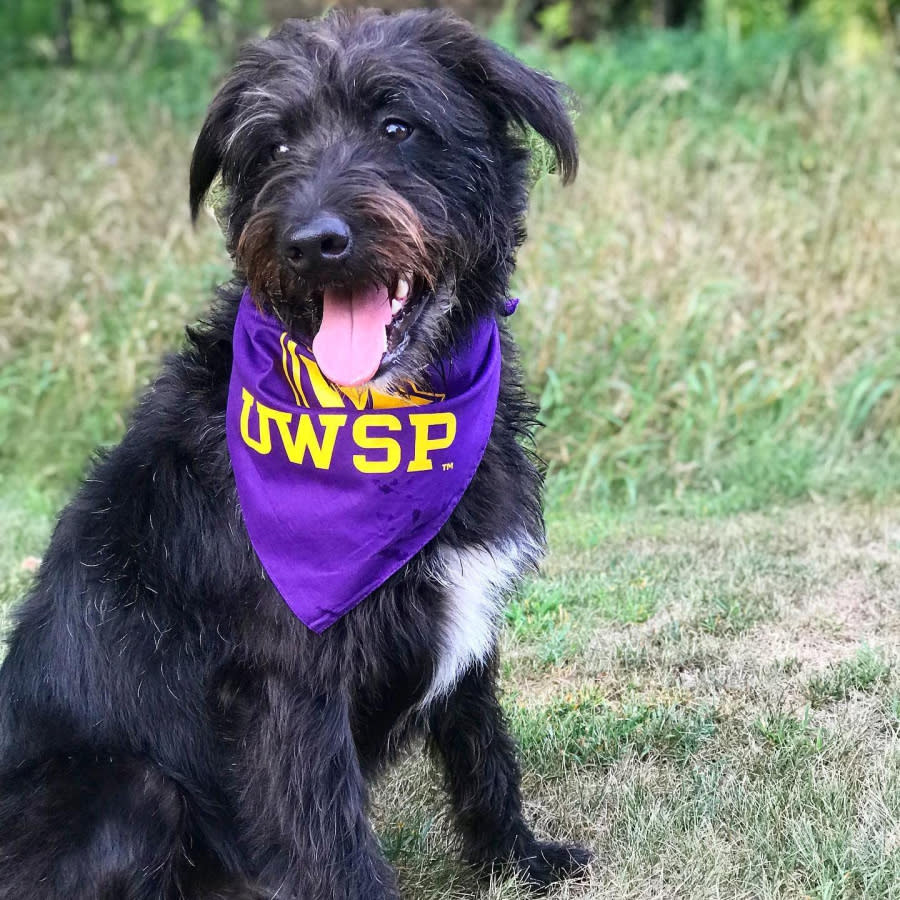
[428, 660, 592, 889]
[225, 670, 399, 900]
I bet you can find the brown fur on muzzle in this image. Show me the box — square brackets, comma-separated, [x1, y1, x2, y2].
[236, 171, 443, 304]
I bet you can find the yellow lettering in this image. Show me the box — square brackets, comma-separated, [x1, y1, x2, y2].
[407, 412, 456, 472]
[281, 334, 309, 408]
[240, 388, 274, 455]
[352, 415, 402, 473]
[273, 413, 347, 468]
[369, 382, 437, 409]
[340, 386, 372, 411]
[295, 354, 346, 408]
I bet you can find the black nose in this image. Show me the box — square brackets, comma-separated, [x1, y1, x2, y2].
[285, 214, 352, 270]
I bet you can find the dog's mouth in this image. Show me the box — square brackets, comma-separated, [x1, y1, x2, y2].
[310, 272, 426, 387]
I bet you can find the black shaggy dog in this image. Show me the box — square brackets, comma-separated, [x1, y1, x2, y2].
[0, 9, 589, 899]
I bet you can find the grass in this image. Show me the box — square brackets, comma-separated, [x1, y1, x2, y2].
[806, 647, 892, 706]
[2, 22, 899, 900]
[379, 504, 900, 898]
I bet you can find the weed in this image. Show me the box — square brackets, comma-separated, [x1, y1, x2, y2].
[754, 707, 826, 755]
[805, 647, 892, 706]
[507, 689, 718, 772]
[695, 590, 775, 636]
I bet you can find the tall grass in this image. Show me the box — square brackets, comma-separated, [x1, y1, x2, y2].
[1, 27, 897, 517]
[510, 30, 900, 508]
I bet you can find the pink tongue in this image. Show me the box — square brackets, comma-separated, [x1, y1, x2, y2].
[312, 285, 393, 386]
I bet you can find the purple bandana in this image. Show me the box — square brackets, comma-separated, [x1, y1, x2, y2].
[226, 289, 502, 632]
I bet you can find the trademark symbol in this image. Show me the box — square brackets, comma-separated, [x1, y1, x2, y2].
[442, 462, 454, 471]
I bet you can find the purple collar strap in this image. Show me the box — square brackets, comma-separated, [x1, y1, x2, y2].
[226, 289, 505, 631]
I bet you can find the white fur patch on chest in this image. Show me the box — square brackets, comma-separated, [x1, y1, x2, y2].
[422, 534, 541, 706]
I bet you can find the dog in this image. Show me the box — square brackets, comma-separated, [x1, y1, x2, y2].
[0, 9, 588, 898]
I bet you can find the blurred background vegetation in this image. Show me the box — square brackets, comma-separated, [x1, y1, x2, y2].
[1, 0, 898, 526]
[2, 0, 899, 65]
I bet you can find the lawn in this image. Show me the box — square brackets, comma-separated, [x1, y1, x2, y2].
[1, 23, 899, 899]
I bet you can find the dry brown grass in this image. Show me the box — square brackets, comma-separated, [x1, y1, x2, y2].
[373, 501, 900, 898]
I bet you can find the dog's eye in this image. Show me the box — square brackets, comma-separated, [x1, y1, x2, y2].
[271, 143, 290, 160]
[382, 119, 412, 143]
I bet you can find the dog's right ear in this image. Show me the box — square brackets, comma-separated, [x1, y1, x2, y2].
[189, 82, 241, 223]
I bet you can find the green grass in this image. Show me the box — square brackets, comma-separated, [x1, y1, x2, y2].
[2, 26, 899, 513]
[511, 28, 900, 508]
[2, 23, 900, 900]
[806, 647, 892, 706]
[376, 504, 900, 898]
[507, 692, 719, 772]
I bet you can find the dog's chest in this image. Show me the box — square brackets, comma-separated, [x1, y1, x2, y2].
[422, 537, 537, 705]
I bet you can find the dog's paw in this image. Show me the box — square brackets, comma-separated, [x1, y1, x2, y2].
[514, 839, 593, 890]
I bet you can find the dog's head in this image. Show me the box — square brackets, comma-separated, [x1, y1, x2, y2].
[190, 9, 577, 387]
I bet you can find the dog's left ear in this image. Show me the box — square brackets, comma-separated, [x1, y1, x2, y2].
[470, 42, 579, 185]
[415, 12, 578, 184]
[189, 81, 241, 222]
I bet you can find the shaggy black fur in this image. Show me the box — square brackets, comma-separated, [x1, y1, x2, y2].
[0, 9, 589, 898]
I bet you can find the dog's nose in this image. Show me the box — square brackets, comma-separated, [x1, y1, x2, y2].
[285, 215, 352, 269]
